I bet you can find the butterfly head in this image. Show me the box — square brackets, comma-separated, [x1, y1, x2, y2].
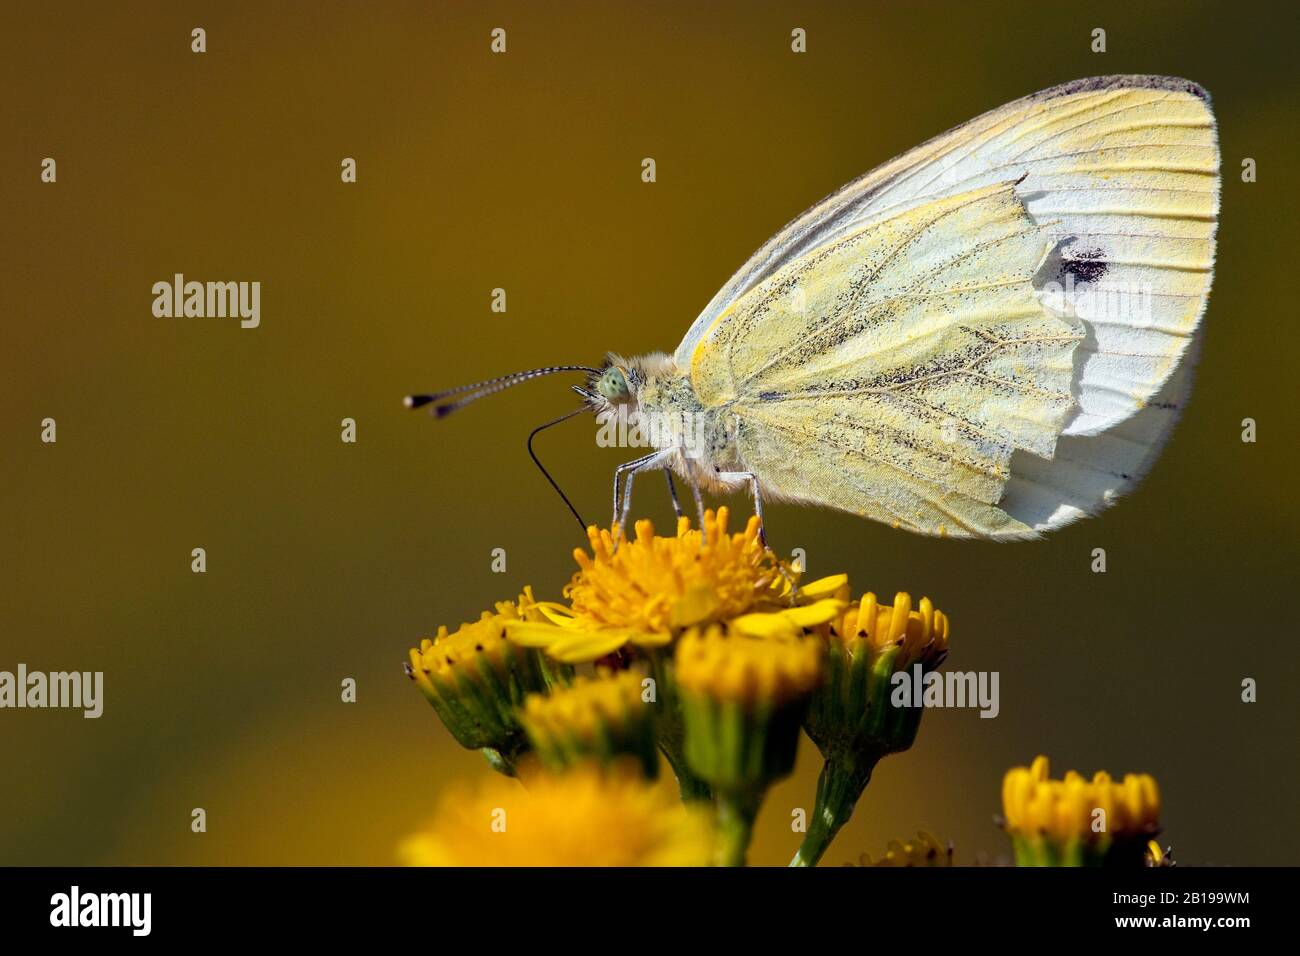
[595, 364, 634, 406]
[587, 352, 679, 412]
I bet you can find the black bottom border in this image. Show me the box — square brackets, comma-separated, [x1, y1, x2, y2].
[0, 865, 1281, 941]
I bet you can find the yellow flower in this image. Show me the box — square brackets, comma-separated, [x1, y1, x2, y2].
[793, 590, 950, 867]
[570, 508, 787, 629]
[853, 831, 953, 867]
[520, 668, 657, 776]
[405, 587, 568, 772]
[675, 626, 824, 708]
[1002, 755, 1161, 866]
[507, 509, 847, 663]
[674, 626, 824, 864]
[408, 588, 542, 685]
[399, 765, 715, 866]
[803, 591, 950, 756]
[822, 591, 950, 668]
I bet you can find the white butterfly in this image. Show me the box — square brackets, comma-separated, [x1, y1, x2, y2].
[412, 76, 1219, 541]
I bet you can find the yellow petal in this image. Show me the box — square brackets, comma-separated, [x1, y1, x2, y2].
[730, 612, 800, 640]
[781, 598, 847, 627]
[798, 574, 849, 601]
[536, 602, 579, 626]
[629, 630, 673, 648]
[505, 621, 568, 647]
[547, 630, 637, 663]
[669, 584, 722, 629]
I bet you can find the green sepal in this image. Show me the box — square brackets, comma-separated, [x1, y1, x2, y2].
[413, 644, 552, 771]
[681, 691, 805, 792]
[645, 647, 712, 801]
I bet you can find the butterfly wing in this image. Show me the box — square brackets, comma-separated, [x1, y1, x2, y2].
[706, 181, 1080, 537]
[681, 75, 1218, 536]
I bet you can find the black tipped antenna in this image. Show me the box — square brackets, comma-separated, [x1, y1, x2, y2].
[528, 406, 589, 530]
[405, 365, 601, 417]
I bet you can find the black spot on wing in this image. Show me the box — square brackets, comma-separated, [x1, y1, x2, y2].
[1060, 246, 1109, 285]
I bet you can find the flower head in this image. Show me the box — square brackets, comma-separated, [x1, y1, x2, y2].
[408, 588, 543, 682]
[570, 508, 788, 630]
[792, 590, 950, 867]
[399, 765, 716, 866]
[804, 590, 949, 762]
[823, 591, 950, 670]
[1002, 755, 1161, 866]
[506, 509, 829, 663]
[520, 668, 658, 777]
[674, 626, 824, 864]
[675, 626, 824, 709]
[406, 588, 568, 772]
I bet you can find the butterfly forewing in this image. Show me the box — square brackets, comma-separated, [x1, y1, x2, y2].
[677, 76, 1219, 537]
[696, 182, 1081, 537]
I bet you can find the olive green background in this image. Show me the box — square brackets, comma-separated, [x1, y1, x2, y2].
[2, 1, 1296, 866]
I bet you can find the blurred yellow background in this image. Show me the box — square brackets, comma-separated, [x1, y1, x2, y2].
[2, 1, 1296, 865]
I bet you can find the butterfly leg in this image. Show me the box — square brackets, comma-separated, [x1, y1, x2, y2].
[715, 471, 797, 597]
[613, 450, 675, 546]
[677, 471, 706, 549]
[664, 471, 684, 519]
[612, 452, 662, 530]
[714, 472, 770, 545]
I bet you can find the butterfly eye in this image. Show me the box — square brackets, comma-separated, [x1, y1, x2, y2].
[597, 366, 632, 403]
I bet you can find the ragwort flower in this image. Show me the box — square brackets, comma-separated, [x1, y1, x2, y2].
[519, 668, 658, 778]
[793, 590, 950, 866]
[399, 765, 716, 867]
[1001, 755, 1161, 866]
[405, 587, 570, 776]
[675, 625, 824, 865]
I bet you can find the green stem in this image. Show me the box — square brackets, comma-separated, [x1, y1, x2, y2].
[716, 791, 761, 867]
[790, 751, 880, 867]
[647, 647, 713, 802]
[661, 744, 713, 802]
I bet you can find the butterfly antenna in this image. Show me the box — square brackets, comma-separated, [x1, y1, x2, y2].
[527, 406, 589, 530]
[406, 365, 601, 417]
